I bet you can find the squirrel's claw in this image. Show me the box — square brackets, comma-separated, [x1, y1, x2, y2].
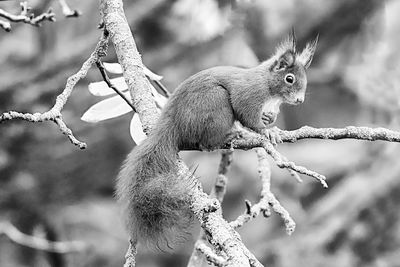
[263, 126, 282, 146]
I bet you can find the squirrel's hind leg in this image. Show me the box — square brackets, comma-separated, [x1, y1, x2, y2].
[198, 88, 235, 150]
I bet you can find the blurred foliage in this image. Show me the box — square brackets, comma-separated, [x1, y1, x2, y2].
[1, 0, 400, 266]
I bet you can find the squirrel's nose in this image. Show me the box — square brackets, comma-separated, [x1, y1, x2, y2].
[295, 96, 304, 104]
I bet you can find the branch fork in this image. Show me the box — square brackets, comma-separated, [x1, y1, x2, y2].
[0, 31, 110, 149]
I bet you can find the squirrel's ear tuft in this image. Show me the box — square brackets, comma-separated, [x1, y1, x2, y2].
[290, 27, 297, 53]
[298, 34, 318, 69]
[272, 29, 297, 71]
[275, 28, 297, 55]
[273, 50, 296, 71]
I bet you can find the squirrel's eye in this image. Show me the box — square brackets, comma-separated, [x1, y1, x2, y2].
[284, 73, 295, 85]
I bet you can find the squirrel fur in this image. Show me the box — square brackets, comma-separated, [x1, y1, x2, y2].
[116, 32, 318, 249]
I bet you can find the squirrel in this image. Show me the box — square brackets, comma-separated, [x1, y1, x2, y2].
[116, 31, 318, 249]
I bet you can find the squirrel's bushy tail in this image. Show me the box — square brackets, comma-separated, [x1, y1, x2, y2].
[116, 126, 194, 249]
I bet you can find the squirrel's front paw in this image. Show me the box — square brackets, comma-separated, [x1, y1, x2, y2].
[261, 112, 277, 126]
[262, 126, 282, 146]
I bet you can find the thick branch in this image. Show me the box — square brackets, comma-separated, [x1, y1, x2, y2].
[227, 126, 400, 151]
[222, 126, 400, 188]
[187, 171, 260, 267]
[99, 2, 161, 266]
[279, 126, 400, 143]
[188, 150, 233, 267]
[100, 0, 159, 134]
[195, 241, 226, 266]
[123, 241, 137, 267]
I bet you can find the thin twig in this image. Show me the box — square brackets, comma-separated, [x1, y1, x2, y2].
[152, 80, 171, 97]
[280, 154, 303, 183]
[230, 148, 296, 235]
[0, 31, 110, 149]
[0, 221, 87, 253]
[0, 2, 55, 31]
[0, 19, 11, 31]
[263, 142, 328, 188]
[96, 60, 136, 112]
[211, 150, 233, 202]
[58, 0, 81, 17]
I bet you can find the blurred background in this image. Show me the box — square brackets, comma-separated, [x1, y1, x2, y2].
[1, 0, 400, 266]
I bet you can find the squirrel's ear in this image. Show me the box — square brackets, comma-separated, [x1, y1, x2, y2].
[273, 50, 296, 71]
[298, 35, 318, 69]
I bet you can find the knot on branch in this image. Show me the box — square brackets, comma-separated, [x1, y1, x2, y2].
[203, 199, 220, 213]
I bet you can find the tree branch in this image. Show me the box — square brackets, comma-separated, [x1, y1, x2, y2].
[194, 240, 227, 267]
[0, 221, 87, 253]
[226, 126, 400, 150]
[262, 142, 328, 188]
[230, 148, 295, 235]
[279, 126, 400, 143]
[100, 0, 159, 135]
[0, 31, 110, 149]
[187, 172, 260, 267]
[0, 2, 55, 31]
[58, 0, 81, 17]
[96, 60, 136, 112]
[211, 150, 233, 203]
[123, 241, 137, 267]
[99, 1, 162, 266]
[188, 150, 233, 266]
[0, 18, 11, 32]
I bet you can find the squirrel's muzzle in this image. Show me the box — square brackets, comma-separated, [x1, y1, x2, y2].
[295, 96, 304, 104]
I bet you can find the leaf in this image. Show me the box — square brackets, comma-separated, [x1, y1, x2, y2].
[88, 77, 128, 96]
[81, 94, 133, 123]
[143, 66, 163, 81]
[148, 81, 168, 108]
[154, 93, 168, 109]
[130, 113, 147, 145]
[103, 62, 163, 81]
[103, 62, 123, 74]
